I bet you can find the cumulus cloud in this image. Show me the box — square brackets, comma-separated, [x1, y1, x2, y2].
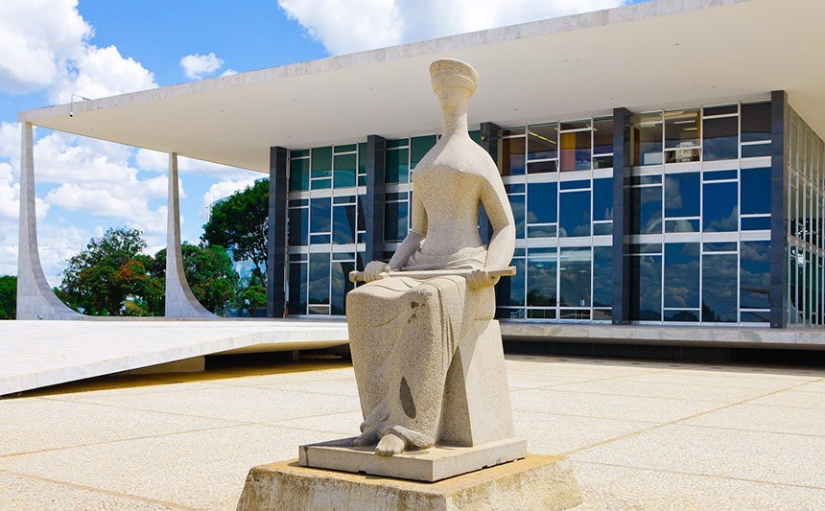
[278, 0, 629, 54]
[202, 178, 259, 211]
[0, 0, 91, 93]
[180, 52, 225, 79]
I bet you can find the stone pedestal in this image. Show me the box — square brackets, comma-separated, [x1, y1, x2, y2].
[236, 454, 581, 511]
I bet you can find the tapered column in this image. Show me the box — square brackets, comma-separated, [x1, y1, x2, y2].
[16, 122, 81, 319]
[267, 146, 288, 317]
[165, 153, 213, 318]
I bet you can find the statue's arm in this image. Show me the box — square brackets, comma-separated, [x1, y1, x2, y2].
[480, 172, 516, 270]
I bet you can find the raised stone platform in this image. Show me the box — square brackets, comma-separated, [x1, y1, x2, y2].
[236, 454, 581, 511]
[298, 436, 527, 482]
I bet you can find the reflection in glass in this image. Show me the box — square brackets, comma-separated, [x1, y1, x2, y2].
[311, 146, 333, 180]
[664, 172, 700, 217]
[741, 102, 771, 143]
[333, 153, 357, 188]
[310, 198, 331, 233]
[702, 253, 737, 322]
[631, 254, 662, 321]
[499, 137, 526, 176]
[559, 190, 591, 237]
[498, 257, 525, 308]
[509, 193, 526, 239]
[593, 178, 613, 221]
[631, 185, 663, 234]
[330, 259, 355, 315]
[527, 123, 558, 160]
[703, 182, 738, 232]
[593, 246, 612, 308]
[527, 182, 557, 224]
[741, 167, 770, 215]
[593, 118, 614, 155]
[332, 204, 356, 244]
[288, 262, 307, 315]
[664, 110, 700, 163]
[559, 248, 591, 307]
[289, 157, 309, 191]
[288, 207, 308, 246]
[308, 253, 330, 308]
[527, 160, 557, 174]
[527, 252, 556, 307]
[411, 135, 437, 168]
[385, 147, 409, 184]
[703, 115, 738, 161]
[664, 243, 699, 309]
[384, 200, 408, 243]
[740, 241, 770, 311]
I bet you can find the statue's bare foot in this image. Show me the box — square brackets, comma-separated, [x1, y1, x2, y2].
[353, 429, 380, 447]
[375, 433, 407, 456]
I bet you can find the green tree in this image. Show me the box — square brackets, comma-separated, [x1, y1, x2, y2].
[59, 227, 152, 316]
[0, 275, 17, 319]
[202, 179, 268, 283]
[151, 243, 239, 315]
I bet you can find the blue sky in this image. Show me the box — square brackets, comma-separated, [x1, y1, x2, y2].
[0, 0, 645, 283]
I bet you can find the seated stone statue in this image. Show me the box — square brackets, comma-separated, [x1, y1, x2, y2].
[346, 58, 516, 457]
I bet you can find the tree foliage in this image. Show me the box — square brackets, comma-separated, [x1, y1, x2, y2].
[202, 179, 269, 282]
[58, 227, 240, 316]
[0, 275, 17, 320]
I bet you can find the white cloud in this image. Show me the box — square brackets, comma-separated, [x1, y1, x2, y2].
[180, 52, 224, 80]
[202, 178, 259, 211]
[278, 0, 628, 54]
[0, 0, 91, 94]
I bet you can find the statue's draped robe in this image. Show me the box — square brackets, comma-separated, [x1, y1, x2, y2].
[347, 246, 495, 449]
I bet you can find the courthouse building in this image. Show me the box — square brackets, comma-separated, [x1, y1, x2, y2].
[17, 0, 825, 346]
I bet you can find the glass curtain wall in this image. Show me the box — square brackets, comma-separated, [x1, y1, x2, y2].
[286, 144, 367, 315]
[496, 117, 614, 321]
[628, 102, 773, 325]
[787, 108, 825, 326]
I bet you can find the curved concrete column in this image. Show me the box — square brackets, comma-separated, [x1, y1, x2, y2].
[16, 122, 82, 320]
[165, 153, 213, 318]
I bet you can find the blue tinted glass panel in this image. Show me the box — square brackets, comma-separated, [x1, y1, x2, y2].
[560, 180, 589, 190]
[527, 225, 556, 238]
[742, 216, 771, 230]
[742, 143, 771, 158]
[527, 160, 557, 174]
[593, 222, 612, 235]
[308, 253, 330, 305]
[703, 116, 738, 161]
[741, 103, 771, 143]
[593, 246, 612, 308]
[560, 249, 591, 307]
[509, 194, 525, 239]
[330, 259, 354, 315]
[311, 146, 332, 179]
[593, 178, 613, 221]
[497, 258, 525, 308]
[358, 143, 368, 175]
[288, 207, 308, 246]
[384, 201, 408, 243]
[702, 253, 737, 322]
[632, 186, 663, 234]
[665, 219, 700, 233]
[411, 135, 437, 168]
[527, 182, 557, 224]
[527, 254, 556, 307]
[311, 178, 331, 190]
[631, 255, 662, 321]
[741, 167, 771, 215]
[664, 172, 700, 217]
[704, 170, 738, 181]
[288, 262, 307, 315]
[289, 158, 309, 191]
[527, 124, 558, 160]
[332, 205, 356, 245]
[333, 153, 357, 188]
[703, 182, 738, 232]
[740, 241, 770, 310]
[385, 148, 409, 184]
[559, 190, 591, 237]
[664, 243, 699, 309]
[310, 198, 331, 233]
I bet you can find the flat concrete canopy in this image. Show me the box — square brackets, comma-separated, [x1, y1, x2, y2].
[18, 0, 825, 174]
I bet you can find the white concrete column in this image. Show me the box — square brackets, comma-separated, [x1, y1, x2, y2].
[165, 152, 213, 318]
[16, 122, 82, 320]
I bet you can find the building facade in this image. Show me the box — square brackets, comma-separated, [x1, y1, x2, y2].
[279, 93, 825, 329]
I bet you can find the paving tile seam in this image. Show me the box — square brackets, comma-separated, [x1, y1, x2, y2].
[0, 423, 257, 459]
[268, 409, 361, 426]
[512, 409, 662, 426]
[569, 460, 825, 492]
[0, 468, 204, 511]
[672, 421, 825, 440]
[512, 385, 752, 404]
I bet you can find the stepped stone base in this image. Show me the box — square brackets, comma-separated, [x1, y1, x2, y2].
[236, 454, 581, 511]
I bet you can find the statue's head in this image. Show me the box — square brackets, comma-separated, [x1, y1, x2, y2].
[430, 58, 478, 110]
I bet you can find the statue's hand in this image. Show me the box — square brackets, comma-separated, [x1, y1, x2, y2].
[467, 269, 500, 290]
[363, 261, 391, 282]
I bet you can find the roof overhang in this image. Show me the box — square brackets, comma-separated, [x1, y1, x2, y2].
[18, 0, 825, 174]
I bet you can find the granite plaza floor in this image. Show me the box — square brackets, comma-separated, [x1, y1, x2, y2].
[1, 352, 824, 510]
